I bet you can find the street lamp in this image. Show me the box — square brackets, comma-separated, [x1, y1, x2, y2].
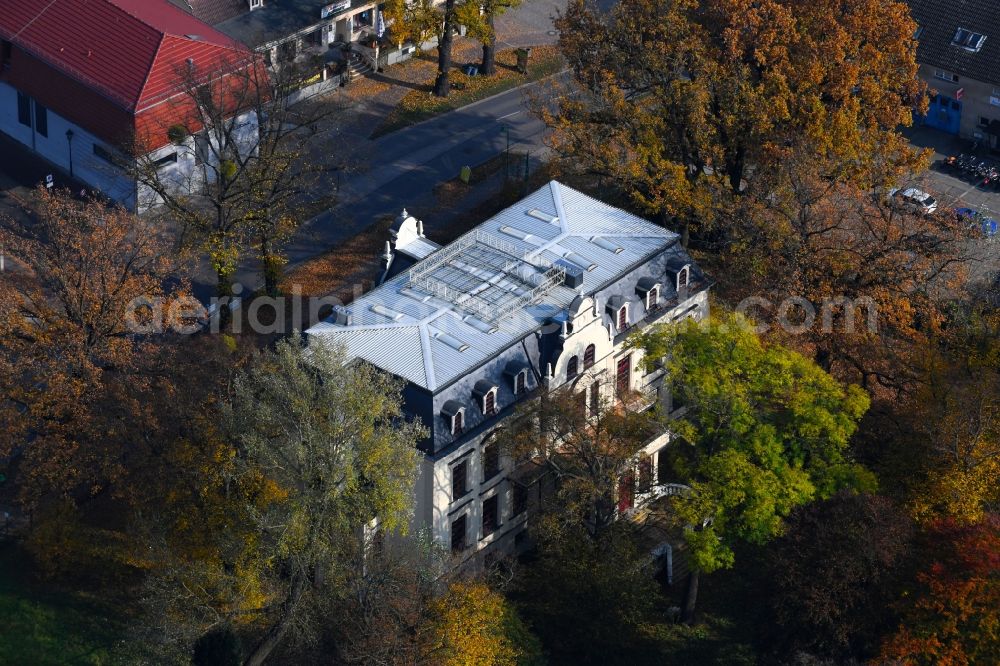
[65, 128, 75, 178]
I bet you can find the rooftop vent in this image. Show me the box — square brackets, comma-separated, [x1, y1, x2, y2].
[590, 236, 624, 254]
[555, 259, 585, 288]
[526, 209, 559, 225]
[331, 307, 352, 326]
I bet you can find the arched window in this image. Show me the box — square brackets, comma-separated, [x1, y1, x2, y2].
[515, 370, 526, 395]
[678, 266, 689, 289]
[647, 285, 659, 310]
[566, 355, 579, 380]
[483, 388, 496, 415]
[584, 344, 596, 369]
[452, 410, 464, 435]
[617, 305, 628, 330]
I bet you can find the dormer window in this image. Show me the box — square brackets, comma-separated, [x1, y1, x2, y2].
[677, 266, 689, 290]
[504, 360, 530, 396]
[954, 28, 986, 52]
[605, 295, 629, 332]
[566, 355, 579, 380]
[473, 379, 499, 416]
[442, 400, 465, 436]
[635, 277, 661, 311]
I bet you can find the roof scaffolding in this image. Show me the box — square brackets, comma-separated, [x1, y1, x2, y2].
[407, 230, 566, 324]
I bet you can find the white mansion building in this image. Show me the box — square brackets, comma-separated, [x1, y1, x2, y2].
[306, 181, 710, 562]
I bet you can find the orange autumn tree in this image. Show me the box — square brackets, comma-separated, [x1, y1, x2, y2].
[547, 0, 926, 241]
[722, 144, 969, 396]
[0, 187, 186, 509]
[420, 582, 542, 666]
[880, 515, 1000, 665]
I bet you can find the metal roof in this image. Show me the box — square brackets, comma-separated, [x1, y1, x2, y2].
[306, 181, 679, 392]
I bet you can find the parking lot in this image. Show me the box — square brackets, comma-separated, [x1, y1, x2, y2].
[902, 126, 1000, 285]
[906, 125, 1000, 216]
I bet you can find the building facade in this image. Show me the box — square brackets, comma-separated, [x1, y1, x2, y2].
[0, 0, 259, 210]
[908, 0, 1000, 150]
[306, 182, 710, 563]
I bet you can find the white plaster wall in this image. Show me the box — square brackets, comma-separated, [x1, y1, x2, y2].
[2, 82, 260, 213]
[0, 81, 136, 206]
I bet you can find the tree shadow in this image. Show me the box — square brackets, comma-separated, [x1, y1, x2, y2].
[365, 71, 432, 93]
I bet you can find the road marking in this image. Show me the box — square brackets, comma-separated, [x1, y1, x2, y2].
[497, 110, 522, 120]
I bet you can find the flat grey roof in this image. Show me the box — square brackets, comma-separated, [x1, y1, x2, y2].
[306, 181, 679, 391]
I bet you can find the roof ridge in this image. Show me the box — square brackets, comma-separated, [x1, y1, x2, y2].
[134, 32, 169, 113]
[101, 0, 168, 38]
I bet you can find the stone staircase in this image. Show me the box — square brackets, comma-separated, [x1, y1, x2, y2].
[342, 51, 373, 83]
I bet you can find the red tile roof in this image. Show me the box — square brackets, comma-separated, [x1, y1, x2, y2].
[0, 0, 250, 113]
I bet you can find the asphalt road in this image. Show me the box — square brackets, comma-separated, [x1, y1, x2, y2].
[232, 77, 560, 292]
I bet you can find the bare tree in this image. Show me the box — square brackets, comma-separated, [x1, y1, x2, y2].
[131, 53, 341, 299]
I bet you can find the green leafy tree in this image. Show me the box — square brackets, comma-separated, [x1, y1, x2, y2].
[631, 312, 872, 622]
[135, 337, 425, 665]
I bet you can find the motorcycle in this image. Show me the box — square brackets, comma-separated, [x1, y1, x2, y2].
[958, 153, 978, 173]
[983, 167, 999, 188]
[974, 161, 991, 181]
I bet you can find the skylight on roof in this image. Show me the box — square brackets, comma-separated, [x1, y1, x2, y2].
[370, 304, 408, 321]
[499, 225, 534, 242]
[463, 315, 499, 334]
[590, 236, 624, 254]
[431, 329, 470, 352]
[526, 209, 559, 225]
[953, 28, 987, 52]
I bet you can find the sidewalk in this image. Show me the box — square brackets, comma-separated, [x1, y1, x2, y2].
[0, 131, 91, 225]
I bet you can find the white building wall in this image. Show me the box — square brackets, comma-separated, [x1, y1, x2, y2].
[0, 81, 136, 206]
[1, 81, 259, 213]
[412, 288, 710, 565]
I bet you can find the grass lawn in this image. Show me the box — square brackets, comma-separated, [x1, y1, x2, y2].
[373, 46, 565, 138]
[0, 543, 123, 665]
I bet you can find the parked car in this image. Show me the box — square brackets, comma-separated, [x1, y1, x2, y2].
[955, 207, 999, 237]
[889, 187, 938, 214]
